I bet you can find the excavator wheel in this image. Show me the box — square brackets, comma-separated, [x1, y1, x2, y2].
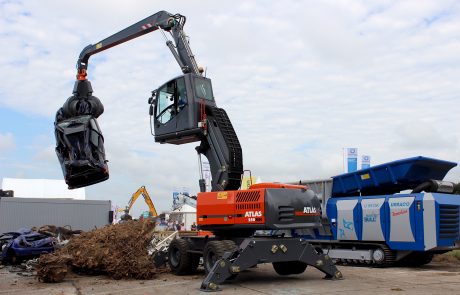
[220, 240, 239, 279]
[272, 261, 308, 276]
[168, 238, 199, 275]
[221, 240, 238, 253]
[203, 241, 228, 275]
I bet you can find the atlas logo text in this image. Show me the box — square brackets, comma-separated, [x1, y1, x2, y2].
[303, 207, 317, 214]
[245, 211, 262, 217]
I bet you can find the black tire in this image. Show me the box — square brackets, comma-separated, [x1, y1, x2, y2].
[203, 241, 227, 274]
[188, 252, 200, 274]
[221, 240, 237, 253]
[168, 238, 197, 275]
[220, 240, 239, 279]
[400, 252, 434, 267]
[272, 261, 308, 275]
[420, 253, 434, 265]
[214, 229, 255, 239]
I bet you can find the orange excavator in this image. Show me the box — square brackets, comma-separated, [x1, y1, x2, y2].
[54, 11, 342, 291]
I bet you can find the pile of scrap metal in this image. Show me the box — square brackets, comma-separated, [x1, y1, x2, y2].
[32, 225, 82, 243]
[37, 219, 160, 283]
[0, 226, 81, 265]
[1, 228, 55, 264]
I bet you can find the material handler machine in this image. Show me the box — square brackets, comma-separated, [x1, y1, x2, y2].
[54, 11, 342, 291]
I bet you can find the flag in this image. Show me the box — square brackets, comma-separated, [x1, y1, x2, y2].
[361, 155, 371, 169]
[347, 148, 358, 172]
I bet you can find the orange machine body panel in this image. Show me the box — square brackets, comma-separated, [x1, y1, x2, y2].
[249, 182, 308, 190]
[196, 183, 323, 232]
[197, 189, 266, 227]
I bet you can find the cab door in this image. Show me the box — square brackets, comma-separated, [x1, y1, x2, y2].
[152, 75, 204, 144]
[155, 77, 183, 134]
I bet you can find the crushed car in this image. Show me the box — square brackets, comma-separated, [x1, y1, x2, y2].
[0, 228, 56, 264]
[54, 79, 109, 189]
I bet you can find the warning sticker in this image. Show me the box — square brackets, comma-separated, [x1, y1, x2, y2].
[360, 173, 370, 180]
[217, 192, 228, 199]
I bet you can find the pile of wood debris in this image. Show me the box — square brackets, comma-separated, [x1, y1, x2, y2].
[37, 220, 158, 283]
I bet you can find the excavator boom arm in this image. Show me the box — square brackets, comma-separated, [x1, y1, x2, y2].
[126, 186, 158, 217]
[126, 187, 143, 212]
[140, 188, 158, 217]
[55, 11, 243, 191]
[77, 11, 199, 75]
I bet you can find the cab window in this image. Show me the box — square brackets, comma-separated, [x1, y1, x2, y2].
[176, 77, 187, 111]
[194, 78, 214, 101]
[156, 78, 187, 124]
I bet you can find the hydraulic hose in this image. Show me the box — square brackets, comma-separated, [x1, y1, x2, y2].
[411, 180, 456, 194]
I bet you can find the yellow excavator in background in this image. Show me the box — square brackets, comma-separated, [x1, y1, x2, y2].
[119, 186, 158, 221]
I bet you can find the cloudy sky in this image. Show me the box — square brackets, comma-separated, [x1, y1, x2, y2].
[1, 0, 460, 217]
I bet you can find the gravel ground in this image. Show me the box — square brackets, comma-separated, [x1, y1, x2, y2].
[1, 261, 459, 295]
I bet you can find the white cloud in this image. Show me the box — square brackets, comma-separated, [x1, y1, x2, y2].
[33, 145, 56, 162]
[1, 0, 460, 215]
[0, 133, 15, 152]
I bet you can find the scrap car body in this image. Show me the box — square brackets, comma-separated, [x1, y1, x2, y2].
[0, 229, 55, 263]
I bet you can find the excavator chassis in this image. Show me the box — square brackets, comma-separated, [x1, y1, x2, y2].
[166, 235, 342, 292]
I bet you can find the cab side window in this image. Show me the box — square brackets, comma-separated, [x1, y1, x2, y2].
[156, 78, 187, 124]
[156, 81, 175, 124]
[176, 78, 187, 111]
[194, 78, 213, 101]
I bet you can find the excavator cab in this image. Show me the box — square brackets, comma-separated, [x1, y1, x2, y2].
[150, 73, 243, 191]
[149, 73, 216, 145]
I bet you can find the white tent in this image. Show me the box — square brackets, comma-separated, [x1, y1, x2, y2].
[1, 178, 85, 200]
[173, 203, 196, 213]
[169, 203, 196, 231]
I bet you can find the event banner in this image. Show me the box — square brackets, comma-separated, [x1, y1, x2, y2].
[347, 148, 358, 172]
[361, 155, 371, 169]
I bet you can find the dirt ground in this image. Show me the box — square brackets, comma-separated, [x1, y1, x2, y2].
[1, 261, 460, 295]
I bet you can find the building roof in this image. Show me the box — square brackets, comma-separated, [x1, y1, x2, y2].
[1, 178, 85, 200]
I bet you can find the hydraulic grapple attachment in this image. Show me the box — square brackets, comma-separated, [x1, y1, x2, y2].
[54, 80, 108, 189]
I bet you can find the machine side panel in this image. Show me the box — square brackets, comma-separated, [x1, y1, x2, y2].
[361, 198, 385, 241]
[336, 199, 359, 240]
[423, 193, 437, 250]
[234, 189, 265, 225]
[388, 196, 415, 242]
[264, 188, 322, 229]
[432, 193, 460, 248]
[326, 198, 339, 239]
[197, 191, 236, 226]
